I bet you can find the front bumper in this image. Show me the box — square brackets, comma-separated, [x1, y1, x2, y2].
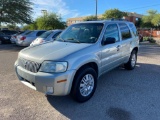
[14, 62, 76, 96]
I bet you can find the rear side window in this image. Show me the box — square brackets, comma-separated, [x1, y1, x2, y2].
[39, 31, 52, 38]
[25, 31, 33, 35]
[119, 23, 132, 40]
[36, 31, 46, 36]
[129, 23, 138, 37]
[52, 32, 62, 38]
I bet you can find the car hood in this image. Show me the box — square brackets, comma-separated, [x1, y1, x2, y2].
[19, 41, 92, 63]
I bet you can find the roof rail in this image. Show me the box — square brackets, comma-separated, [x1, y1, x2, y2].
[106, 18, 129, 21]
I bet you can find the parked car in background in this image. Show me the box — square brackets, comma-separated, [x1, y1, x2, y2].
[16, 30, 46, 46]
[0, 32, 12, 44]
[1, 30, 18, 35]
[30, 30, 62, 46]
[16, 30, 31, 43]
[10, 31, 25, 44]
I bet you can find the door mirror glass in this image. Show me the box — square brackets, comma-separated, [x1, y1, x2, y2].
[102, 24, 119, 46]
[102, 37, 116, 45]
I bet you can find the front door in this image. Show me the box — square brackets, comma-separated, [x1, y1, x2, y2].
[101, 24, 122, 74]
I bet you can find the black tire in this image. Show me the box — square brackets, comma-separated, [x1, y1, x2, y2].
[124, 50, 137, 70]
[71, 67, 97, 103]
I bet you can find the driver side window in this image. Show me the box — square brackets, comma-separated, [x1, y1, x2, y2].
[103, 24, 119, 44]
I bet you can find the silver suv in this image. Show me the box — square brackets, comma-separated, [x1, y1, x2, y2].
[15, 20, 139, 102]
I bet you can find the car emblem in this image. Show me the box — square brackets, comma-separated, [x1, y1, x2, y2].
[24, 61, 28, 69]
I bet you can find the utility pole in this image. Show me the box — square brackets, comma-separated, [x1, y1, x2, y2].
[41, 10, 47, 30]
[95, 0, 97, 20]
[0, 9, 2, 30]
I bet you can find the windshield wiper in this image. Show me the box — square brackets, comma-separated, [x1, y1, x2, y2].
[57, 37, 66, 42]
[67, 38, 80, 43]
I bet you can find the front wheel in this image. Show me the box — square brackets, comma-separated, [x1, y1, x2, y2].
[71, 67, 97, 103]
[124, 50, 137, 70]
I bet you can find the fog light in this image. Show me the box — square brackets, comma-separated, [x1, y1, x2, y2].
[46, 87, 54, 94]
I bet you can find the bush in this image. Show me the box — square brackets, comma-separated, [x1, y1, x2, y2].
[143, 37, 149, 41]
[148, 37, 156, 43]
[142, 37, 156, 43]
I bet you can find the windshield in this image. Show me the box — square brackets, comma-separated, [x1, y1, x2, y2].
[57, 23, 103, 43]
[39, 31, 52, 38]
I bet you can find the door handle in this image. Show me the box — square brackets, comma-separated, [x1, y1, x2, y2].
[116, 45, 120, 51]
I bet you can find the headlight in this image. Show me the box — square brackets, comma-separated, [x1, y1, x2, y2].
[39, 61, 68, 73]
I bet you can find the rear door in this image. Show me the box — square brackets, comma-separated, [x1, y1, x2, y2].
[27, 31, 46, 44]
[101, 23, 122, 73]
[118, 23, 132, 62]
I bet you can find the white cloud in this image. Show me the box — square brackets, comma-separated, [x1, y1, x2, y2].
[31, 0, 80, 20]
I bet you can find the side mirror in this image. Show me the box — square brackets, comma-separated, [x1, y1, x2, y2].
[102, 37, 116, 45]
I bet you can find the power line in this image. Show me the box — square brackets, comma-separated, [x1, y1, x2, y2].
[124, 3, 160, 11]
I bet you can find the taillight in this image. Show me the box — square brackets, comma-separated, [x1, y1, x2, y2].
[20, 36, 26, 40]
[40, 40, 44, 43]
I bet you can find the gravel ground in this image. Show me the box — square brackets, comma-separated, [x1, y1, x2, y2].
[0, 43, 160, 120]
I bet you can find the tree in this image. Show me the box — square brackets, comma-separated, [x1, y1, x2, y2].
[0, 0, 33, 24]
[36, 13, 65, 30]
[23, 12, 65, 30]
[151, 14, 160, 27]
[141, 10, 160, 28]
[83, 15, 98, 21]
[22, 25, 30, 30]
[7, 24, 16, 30]
[102, 9, 127, 19]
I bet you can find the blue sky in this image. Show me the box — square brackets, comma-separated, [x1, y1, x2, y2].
[32, 0, 160, 21]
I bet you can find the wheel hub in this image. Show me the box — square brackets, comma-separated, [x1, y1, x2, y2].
[131, 54, 136, 67]
[79, 74, 94, 97]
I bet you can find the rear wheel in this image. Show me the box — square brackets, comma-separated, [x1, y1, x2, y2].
[124, 50, 137, 70]
[71, 67, 97, 102]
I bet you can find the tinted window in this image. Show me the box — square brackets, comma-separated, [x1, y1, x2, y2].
[1, 30, 17, 35]
[10, 31, 17, 35]
[103, 24, 119, 42]
[39, 31, 52, 38]
[52, 32, 62, 38]
[119, 23, 132, 40]
[129, 23, 138, 37]
[36, 31, 46, 36]
[24, 31, 33, 35]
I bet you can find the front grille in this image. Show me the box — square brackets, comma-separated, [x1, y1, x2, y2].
[18, 58, 41, 73]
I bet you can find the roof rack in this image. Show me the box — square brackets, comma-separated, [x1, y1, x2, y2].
[106, 18, 129, 21]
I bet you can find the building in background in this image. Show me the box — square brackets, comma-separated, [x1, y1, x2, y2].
[123, 12, 143, 24]
[67, 15, 102, 26]
[67, 12, 143, 26]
